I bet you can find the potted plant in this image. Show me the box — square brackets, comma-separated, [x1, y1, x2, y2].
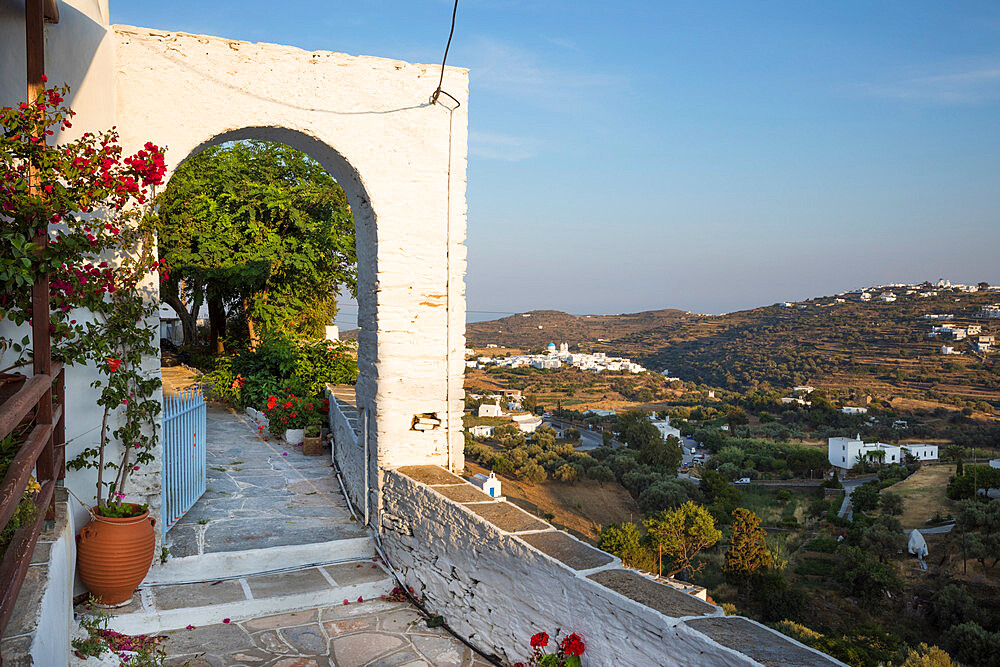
[264, 394, 310, 444]
[2, 82, 166, 605]
[302, 422, 322, 456]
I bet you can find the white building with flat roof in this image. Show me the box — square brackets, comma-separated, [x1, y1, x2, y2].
[467, 425, 495, 438]
[901, 443, 938, 461]
[828, 436, 900, 469]
[478, 403, 502, 418]
[512, 413, 543, 433]
[841, 406, 868, 415]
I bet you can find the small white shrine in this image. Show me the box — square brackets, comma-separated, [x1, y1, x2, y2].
[471, 472, 502, 498]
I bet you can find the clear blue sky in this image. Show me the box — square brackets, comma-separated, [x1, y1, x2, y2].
[113, 1, 1000, 320]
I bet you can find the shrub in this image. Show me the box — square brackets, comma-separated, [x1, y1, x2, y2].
[587, 465, 615, 485]
[900, 643, 955, 667]
[638, 480, 694, 514]
[944, 622, 1000, 667]
[517, 462, 546, 483]
[794, 557, 835, 577]
[837, 545, 901, 603]
[752, 569, 805, 622]
[554, 464, 579, 483]
[803, 536, 839, 553]
[930, 584, 978, 629]
[205, 332, 357, 408]
[775, 620, 823, 643]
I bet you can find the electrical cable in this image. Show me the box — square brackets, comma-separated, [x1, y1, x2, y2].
[431, 0, 461, 107]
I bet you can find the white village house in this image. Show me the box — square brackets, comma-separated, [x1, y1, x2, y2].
[477, 402, 503, 418]
[827, 436, 938, 470]
[467, 424, 495, 438]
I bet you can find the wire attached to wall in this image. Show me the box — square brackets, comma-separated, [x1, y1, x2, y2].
[431, 0, 461, 107]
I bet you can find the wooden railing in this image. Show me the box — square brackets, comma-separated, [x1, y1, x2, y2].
[0, 0, 65, 638]
[0, 365, 65, 634]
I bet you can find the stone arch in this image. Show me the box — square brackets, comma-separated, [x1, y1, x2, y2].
[112, 26, 469, 515]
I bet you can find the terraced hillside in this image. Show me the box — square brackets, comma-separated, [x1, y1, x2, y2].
[467, 289, 1000, 403]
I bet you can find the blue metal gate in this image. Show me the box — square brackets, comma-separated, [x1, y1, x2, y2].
[161, 387, 206, 536]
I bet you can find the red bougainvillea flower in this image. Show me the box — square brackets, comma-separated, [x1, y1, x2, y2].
[559, 633, 585, 657]
[222, 618, 230, 624]
[530, 632, 549, 649]
[106, 358, 122, 372]
[266, 396, 277, 410]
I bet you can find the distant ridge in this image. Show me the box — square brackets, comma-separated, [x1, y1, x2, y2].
[462, 291, 1000, 399]
[465, 308, 690, 349]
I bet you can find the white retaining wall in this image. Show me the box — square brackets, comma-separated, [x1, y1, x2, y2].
[378, 469, 786, 666]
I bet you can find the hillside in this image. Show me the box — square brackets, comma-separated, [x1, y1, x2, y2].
[465, 289, 1000, 403]
[465, 308, 690, 349]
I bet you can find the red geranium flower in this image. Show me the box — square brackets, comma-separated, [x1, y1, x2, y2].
[530, 632, 549, 649]
[266, 396, 277, 410]
[106, 358, 122, 372]
[283, 401, 293, 410]
[559, 633, 585, 657]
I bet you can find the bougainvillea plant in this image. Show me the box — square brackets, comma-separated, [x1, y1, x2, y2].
[1, 80, 166, 517]
[513, 631, 586, 667]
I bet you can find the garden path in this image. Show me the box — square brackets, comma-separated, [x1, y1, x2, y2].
[162, 404, 365, 562]
[160, 599, 493, 667]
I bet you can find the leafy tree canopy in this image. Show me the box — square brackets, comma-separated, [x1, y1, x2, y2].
[157, 140, 357, 349]
[644, 500, 721, 578]
[724, 508, 773, 582]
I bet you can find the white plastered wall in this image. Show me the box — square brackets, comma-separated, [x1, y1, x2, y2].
[0, 0, 135, 538]
[111, 27, 469, 513]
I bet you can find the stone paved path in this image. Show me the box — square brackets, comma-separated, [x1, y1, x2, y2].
[162, 599, 494, 667]
[164, 405, 365, 559]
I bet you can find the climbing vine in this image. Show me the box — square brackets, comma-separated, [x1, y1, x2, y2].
[1, 81, 166, 514]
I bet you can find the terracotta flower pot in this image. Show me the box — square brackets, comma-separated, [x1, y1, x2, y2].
[77, 505, 155, 605]
[302, 435, 322, 456]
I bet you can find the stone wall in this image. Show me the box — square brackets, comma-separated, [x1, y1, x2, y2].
[327, 386, 367, 514]
[0, 490, 77, 666]
[378, 466, 843, 667]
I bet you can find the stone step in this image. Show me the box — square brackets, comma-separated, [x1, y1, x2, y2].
[146, 536, 375, 585]
[105, 561, 395, 635]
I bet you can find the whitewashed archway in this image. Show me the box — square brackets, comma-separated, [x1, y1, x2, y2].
[112, 26, 469, 512]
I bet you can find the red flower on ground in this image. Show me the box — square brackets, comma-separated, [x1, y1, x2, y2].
[559, 633, 585, 657]
[530, 632, 549, 650]
[106, 358, 122, 372]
